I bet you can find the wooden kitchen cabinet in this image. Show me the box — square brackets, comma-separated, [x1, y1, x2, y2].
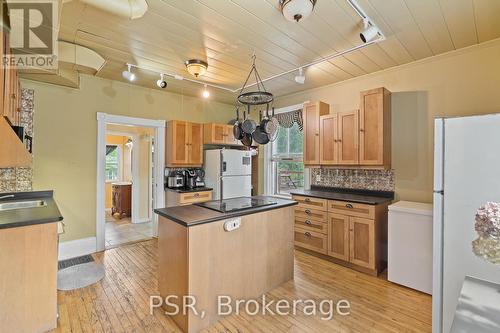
[203, 123, 241, 146]
[165, 189, 213, 207]
[303, 101, 329, 165]
[166, 120, 204, 167]
[328, 214, 350, 261]
[359, 87, 391, 168]
[319, 110, 359, 165]
[112, 183, 132, 218]
[349, 217, 375, 269]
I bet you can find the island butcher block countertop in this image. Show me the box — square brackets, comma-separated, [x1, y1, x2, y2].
[154, 196, 297, 227]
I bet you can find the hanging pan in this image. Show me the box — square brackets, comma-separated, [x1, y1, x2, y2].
[242, 105, 257, 134]
[233, 107, 244, 140]
[253, 111, 270, 145]
[241, 132, 253, 147]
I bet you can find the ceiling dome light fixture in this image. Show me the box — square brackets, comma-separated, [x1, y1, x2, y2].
[202, 84, 210, 98]
[122, 64, 136, 82]
[279, 0, 317, 22]
[294, 67, 305, 84]
[185, 59, 208, 77]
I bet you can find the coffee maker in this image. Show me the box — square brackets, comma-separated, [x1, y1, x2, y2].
[185, 169, 197, 189]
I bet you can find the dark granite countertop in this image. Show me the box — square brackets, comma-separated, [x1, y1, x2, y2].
[0, 190, 63, 229]
[154, 196, 297, 227]
[290, 186, 394, 205]
[165, 186, 213, 193]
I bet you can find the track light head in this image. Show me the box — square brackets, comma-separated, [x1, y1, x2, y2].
[294, 67, 305, 84]
[156, 73, 167, 88]
[122, 64, 136, 82]
[360, 24, 380, 43]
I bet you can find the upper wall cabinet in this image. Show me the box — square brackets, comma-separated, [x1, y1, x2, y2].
[359, 88, 391, 168]
[320, 111, 359, 166]
[166, 120, 203, 167]
[203, 123, 242, 146]
[304, 101, 330, 166]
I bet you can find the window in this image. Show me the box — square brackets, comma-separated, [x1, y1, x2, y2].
[270, 122, 304, 196]
[105, 145, 121, 181]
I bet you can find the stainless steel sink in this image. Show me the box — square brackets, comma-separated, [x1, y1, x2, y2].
[0, 200, 47, 211]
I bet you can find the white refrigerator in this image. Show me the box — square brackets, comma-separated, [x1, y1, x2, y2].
[204, 149, 252, 200]
[433, 114, 500, 333]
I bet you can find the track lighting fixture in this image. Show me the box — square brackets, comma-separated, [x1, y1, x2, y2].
[294, 67, 305, 84]
[202, 84, 210, 98]
[156, 73, 167, 88]
[360, 19, 381, 43]
[122, 64, 136, 82]
[173, 74, 184, 81]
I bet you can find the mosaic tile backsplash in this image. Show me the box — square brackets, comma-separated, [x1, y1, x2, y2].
[311, 168, 395, 192]
[0, 88, 34, 193]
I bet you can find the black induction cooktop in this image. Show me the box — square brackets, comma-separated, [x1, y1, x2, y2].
[195, 197, 277, 213]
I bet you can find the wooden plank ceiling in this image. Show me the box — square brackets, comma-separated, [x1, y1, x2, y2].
[58, 0, 500, 104]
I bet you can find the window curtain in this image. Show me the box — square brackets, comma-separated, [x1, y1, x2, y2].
[106, 145, 117, 156]
[274, 109, 303, 131]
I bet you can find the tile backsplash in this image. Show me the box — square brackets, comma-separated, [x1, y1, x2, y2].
[311, 168, 395, 192]
[0, 88, 34, 193]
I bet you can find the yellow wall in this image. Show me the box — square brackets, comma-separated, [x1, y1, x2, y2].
[273, 38, 500, 203]
[22, 74, 235, 242]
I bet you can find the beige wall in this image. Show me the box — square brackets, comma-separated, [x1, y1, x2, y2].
[22, 74, 235, 242]
[273, 38, 500, 203]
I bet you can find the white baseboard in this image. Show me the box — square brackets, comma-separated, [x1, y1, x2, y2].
[134, 217, 151, 224]
[59, 237, 97, 261]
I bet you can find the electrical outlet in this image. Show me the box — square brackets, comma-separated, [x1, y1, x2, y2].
[316, 175, 321, 182]
[224, 218, 241, 232]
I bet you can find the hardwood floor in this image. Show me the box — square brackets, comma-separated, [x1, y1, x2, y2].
[50, 239, 431, 333]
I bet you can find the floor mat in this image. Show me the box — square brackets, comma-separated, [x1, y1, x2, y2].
[57, 262, 105, 291]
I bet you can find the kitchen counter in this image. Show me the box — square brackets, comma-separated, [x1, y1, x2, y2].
[0, 190, 63, 229]
[155, 196, 297, 227]
[165, 186, 213, 193]
[156, 195, 295, 333]
[290, 186, 394, 205]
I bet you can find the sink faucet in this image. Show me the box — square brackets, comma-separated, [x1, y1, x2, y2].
[0, 194, 15, 200]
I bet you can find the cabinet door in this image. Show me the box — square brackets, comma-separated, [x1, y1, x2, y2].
[349, 217, 375, 269]
[167, 120, 188, 165]
[3, 34, 11, 123]
[225, 125, 241, 145]
[328, 214, 350, 261]
[359, 88, 389, 166]
[338, 110, 359, 165]
[0, 32, 5, 118]
[188, 122, 203, 166]
[211, 123, 226, 144]
[303, 102, 329, 165]
[319, 114, 338, 165]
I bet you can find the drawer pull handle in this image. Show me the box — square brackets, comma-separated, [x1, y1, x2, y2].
[304, 198, 311, 202]
[193, 193, 200, 197]
[304, 209, 311, 215]
[305, 220, 312, 225]
[345, 204, 353, 209]
[304, 232, 311, 237]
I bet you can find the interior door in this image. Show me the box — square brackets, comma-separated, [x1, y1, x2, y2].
[319, 114, 338, 165]
[359, 89, 383, 165]
[338, 110, 359, 165]
[328, 214, 350, 261]
[349, 217, 375, 269]
[188, 122, 203, 165]
[171, 121, 188, 164]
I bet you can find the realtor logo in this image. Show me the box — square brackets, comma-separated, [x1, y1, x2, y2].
[2, 0, 58, 69]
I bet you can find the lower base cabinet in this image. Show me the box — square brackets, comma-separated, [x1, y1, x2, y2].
[293, 195, 388, 276]
[165, 189, 213, 207]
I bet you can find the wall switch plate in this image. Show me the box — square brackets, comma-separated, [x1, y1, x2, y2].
[224, 218, 241, 232]
[316, 175, 321, 182]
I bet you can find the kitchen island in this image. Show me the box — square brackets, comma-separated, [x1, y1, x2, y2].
[154, 196, 297, 333]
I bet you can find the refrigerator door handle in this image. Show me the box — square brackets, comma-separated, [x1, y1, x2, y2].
[222, 161, 227, 172]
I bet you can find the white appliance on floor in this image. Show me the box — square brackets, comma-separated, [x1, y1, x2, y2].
[204, 149, 252, 200]
[388, 201, 433, 294]
[433, 114, 500, 333]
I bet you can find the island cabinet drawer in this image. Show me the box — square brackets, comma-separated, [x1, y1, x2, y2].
[292, 195, 327, 211]
[328, 200, 375, 219]
[295, 216, 327, 234]
[294, 228, 327, 254]
[294, 207, 327, 222]
[178, 191, 212, 205]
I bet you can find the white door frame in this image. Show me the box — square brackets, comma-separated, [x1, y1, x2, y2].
[96, 113, 165, 252]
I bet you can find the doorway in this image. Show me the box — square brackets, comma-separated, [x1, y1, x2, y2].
[96, 113, 165, 252]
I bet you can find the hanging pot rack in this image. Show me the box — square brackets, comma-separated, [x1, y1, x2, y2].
[237, 55, 274, 106]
